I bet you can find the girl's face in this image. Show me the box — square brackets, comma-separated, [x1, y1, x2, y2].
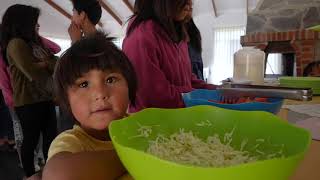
[174, 0, 193, 21]
[67, 69, 129, 131]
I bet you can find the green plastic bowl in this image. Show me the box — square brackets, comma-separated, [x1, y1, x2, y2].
[279, 77, 320, 95]
[109, 106, 311, 180]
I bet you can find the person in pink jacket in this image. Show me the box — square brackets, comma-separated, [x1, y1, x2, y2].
[0, 35, 61, 109]
[0, 22, 60, 176]
[123, 0, 217, 112]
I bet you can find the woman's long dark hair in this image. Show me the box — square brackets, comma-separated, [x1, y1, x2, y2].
[127, 0, 190, 43]
[186, 18, 202, 53]
[1, 4, 44, 65]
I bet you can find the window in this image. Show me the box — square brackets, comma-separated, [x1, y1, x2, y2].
[46, 37, 71, 57]
[209, 27, 246, 84]
[266, 53, 282, 75]
[113, 37, 124, 49]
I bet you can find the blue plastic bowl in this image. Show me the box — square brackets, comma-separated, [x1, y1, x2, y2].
[182, 89, 283, 114]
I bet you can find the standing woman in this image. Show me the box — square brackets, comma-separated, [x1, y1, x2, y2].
[1, 4, 57, 178]
[123, 0, 217, 112]
[186, 18, 204, 80]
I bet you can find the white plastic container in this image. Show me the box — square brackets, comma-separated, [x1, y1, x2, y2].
[233, 47, 265, 85]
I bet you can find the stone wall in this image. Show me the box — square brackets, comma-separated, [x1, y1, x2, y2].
[247, 0, 320, 33]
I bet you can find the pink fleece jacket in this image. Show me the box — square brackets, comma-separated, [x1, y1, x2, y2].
[123, 20, 216, 112]
[0, 37, 61, 108]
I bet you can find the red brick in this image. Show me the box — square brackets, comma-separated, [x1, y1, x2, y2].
[244, 36, 249, 43]
[262, 33, 267, 42]
[301, 46, 313, 53]
[295, 30, 300, 39]
[280, 32, 284, 40]
[316, 32, 320, 39]
[248, 34, 252, 41]
[314, 31, 319, 39]
[296, 58, 302, 65]
[302, 59, 313, 64]
[300, 30, 306, 40]
[272, 33, 276, 41]
[301, 53, 314, 59]
[296, 68, 303, 76]
[260, 33, 264, 42]
[275, 32, 280, 41]
[283, 32, 288, 40]
[306, 30, 315, 40]
[301, 40, 315, 46]
[289, 31, 294, 39]
[255, 33, 260, 42]
[267, 32, 272, 40]
[250, 34, 255, 42]
[291, 42, 299, 50]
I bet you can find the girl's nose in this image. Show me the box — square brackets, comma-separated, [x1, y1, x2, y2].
[94, 85, 109, 101]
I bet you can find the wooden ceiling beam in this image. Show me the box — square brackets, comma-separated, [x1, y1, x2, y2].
[246, 0, 249, 15]
[122, 0, 134, 13]
[44, 0, 72, 20]
[211, 0, 217, 17]
[44, 0, 102, 27]
[99, 0, 123, 26]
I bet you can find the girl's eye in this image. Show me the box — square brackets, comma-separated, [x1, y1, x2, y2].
[106, 77, 117, 84]
[79, 81, 88, 88]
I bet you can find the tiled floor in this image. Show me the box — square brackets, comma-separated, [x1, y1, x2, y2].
[0, 150, 24, 180]
[0, 107, 73, 180]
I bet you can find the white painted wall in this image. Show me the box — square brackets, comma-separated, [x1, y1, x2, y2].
[194, 10, 247, 80]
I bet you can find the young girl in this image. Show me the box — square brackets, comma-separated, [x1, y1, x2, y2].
[43, 32, 137, 180]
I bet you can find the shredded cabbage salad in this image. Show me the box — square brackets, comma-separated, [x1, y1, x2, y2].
[132, 122, 285, 167]
[147, 129, 258, 167]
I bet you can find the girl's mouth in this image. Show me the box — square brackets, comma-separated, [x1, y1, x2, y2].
[92, 107, 112, 114]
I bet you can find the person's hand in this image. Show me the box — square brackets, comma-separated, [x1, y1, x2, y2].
[26, 172, 42, 180]
[68, 22, 82, 43]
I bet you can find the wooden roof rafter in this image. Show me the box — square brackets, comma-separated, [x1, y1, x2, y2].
[211, 0, 217, 17]
[44, 0, 103, 27]
[99, 0, 123, 26]
[44, 0, 72, 20]
[122, 0, 134, 13]
[246, 0, 249, 15]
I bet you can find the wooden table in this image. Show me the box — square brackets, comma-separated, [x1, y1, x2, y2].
[277, 97, 320, 180]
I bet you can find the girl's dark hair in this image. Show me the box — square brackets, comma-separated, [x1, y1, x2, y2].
[1, 4, 44, 65]
[0, 24, 2, 41]
[186, 18, 202, 53]
[71, 0, 102, 25]
[133, 0, 153, 14]
[54, 32, 137, 121]
[127, 0, 189, 43]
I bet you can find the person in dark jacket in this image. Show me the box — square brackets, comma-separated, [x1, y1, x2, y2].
[186, 18, 204, 80]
